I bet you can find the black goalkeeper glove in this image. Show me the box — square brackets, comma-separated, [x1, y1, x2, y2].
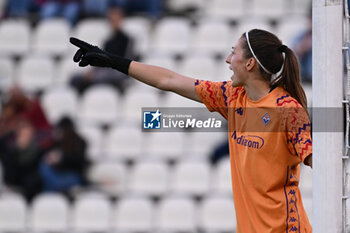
[70, 37, 132, 75]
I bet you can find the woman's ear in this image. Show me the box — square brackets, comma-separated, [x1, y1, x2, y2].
[246, 57, 256, 71]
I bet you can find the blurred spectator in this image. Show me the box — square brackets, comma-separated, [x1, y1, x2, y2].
[70, 6, 135, 95]
[292, 9, 312, 83]
[0, 87, 53, 201]
[82, 0, 109, 17]
[111, 0, 162, 19]
[0, 121, 43, 201]
[4, 0, 40, 18]
[39, 116, 89, 194]
[39, 0, 81, 26]
[0, 87, 52, 141]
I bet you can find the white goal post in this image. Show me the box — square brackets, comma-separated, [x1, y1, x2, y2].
[312, 0, 343, 232]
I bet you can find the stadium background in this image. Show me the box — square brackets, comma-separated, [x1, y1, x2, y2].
[0, 0, 313, 232]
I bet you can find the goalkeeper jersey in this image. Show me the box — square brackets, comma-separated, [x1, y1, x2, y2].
[195, 80, 312, 233]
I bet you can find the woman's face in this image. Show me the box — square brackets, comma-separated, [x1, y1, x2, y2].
[225, 37, 249, 87]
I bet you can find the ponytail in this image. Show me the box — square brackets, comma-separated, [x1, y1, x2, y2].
[272, 48, 307, 109]
[242, 29, 307, 109]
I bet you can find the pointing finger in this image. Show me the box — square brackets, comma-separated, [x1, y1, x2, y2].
[79, 58, 89, 67]
[70, 37, 93, 50]
[73, 49, 84, 62]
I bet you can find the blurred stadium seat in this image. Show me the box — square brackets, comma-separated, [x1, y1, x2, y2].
[235, 17, 274, 39]
[78, 85, 121, 126]
[145, 132, 185, 161]
[120, 90, 159, 122]
[30, 193, 70, 233]
[167, 0, 206, 13]
[189, 131, 227, 157]
[56, 55, 86, 86]
[249, 0, 286, 20]
[192, 19, 232, 57]
[0, 19, 30, 56]
[72, 19, 111, 49]
[151, 17, 192, 56]
[87, 161, 127, 196]
[277, 15, 310, 47]
[128, 159, 169, 196]
[32, 19, 71, 57]
[121, 16, 152, 56]
[72, 194, 112, 232]
[41, 86, 79, 124]
[155, 195, 197, 232]
[113, 195, 154, 232]
[0, 193, 27, 232]
[292, 0, 312, 15]
[0, 57, 15, 91]
[170, 158, 211, 196]
[212, 157, 232, 195]
[104, 125, 143, 161]
[77, 124, 105, 161]
[141, 54, 178, 71]
[199, 194, 236, 232]
[162, 91, 203, 107]
[17, 54, 55, 93]
[178, 54, 217, 81]
[204, 0, 246, 21]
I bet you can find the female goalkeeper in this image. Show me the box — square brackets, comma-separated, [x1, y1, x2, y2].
[71, 28, 312, 233]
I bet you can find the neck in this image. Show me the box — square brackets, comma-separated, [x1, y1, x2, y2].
[243, 78, 271, 101]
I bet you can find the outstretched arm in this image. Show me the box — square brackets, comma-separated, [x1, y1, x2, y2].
[128, 61, 201, 102]
[70, 37, 201, 102]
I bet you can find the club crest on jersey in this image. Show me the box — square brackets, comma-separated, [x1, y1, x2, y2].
[235, 107, 243, 115]
[261, 113, 271, 126]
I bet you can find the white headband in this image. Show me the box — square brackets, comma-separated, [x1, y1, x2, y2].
[245, 31, 272, 75]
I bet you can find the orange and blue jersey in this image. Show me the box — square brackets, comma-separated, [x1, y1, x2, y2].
[195, 80, 312, 233]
